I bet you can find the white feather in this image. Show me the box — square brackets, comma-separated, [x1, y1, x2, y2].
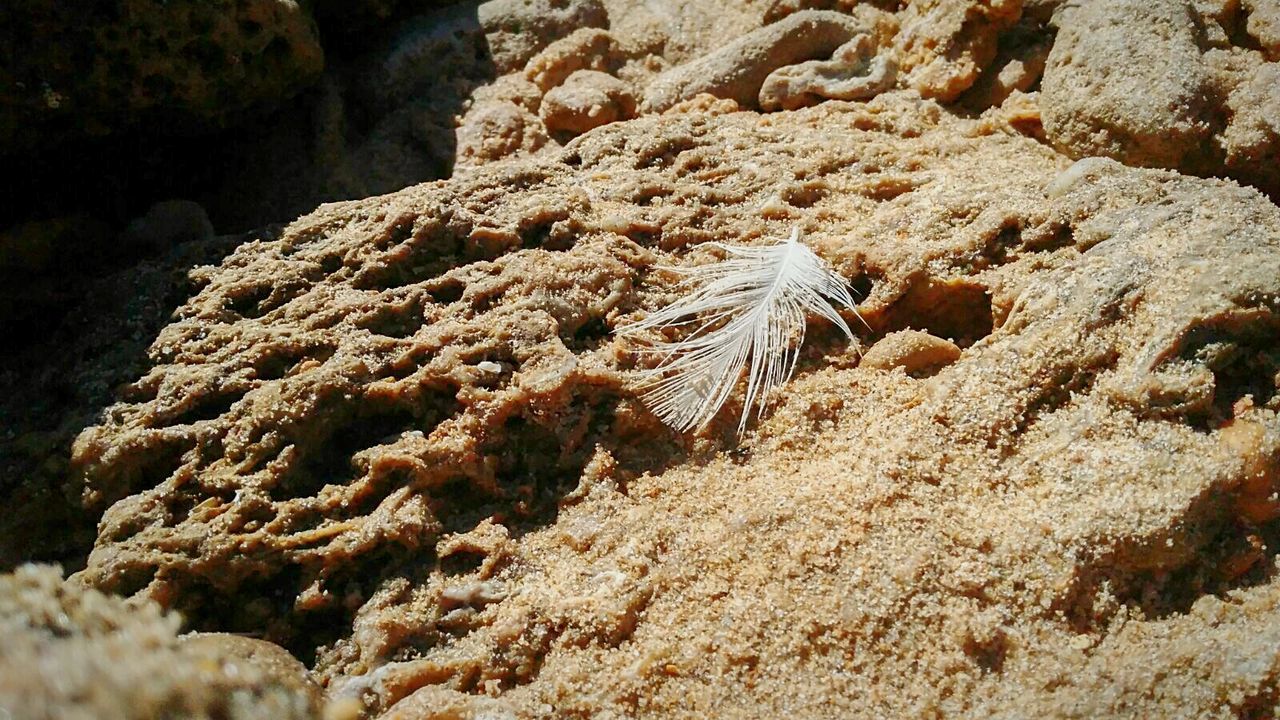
[622, 227, 862, 434]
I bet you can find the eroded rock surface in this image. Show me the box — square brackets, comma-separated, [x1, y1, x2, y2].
[759, 32, 899, 111]
[1041, 0, 1280, 196]
[540, 70, 638, 136]
[7, 1, 1280, 718]
[641, 10, 870, 112]
[893, 0, 1023, 102]
[59, 92, 1280, 718]
[479, 0, 609, 72]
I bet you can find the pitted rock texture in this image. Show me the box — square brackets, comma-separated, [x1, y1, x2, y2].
[893, 0, 1023, 102]
[0, 565, 321, 720]
[62, 92, 1280, 719]
[1041, 0, 1280, 197]
[640, 10, 871, 112]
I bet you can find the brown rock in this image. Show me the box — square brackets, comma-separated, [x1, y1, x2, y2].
[54, 65, 1280, 720]
[455, 94, 549, 164]
[1216, 56, 1280, 197]
[959, 15, 1054, 109]
[181, 633, 321, 705]
[1041, 0, 1216, 169]
[122, 200, 216, 253]
[477, 0, 609, 73]
[893, 0, 1023, 102]
[641, 10, 867, 112]
[1041, 0, 1280, 196]
[523, 28, 628, 93]
[859, 329, 961, 376]
[1243, 0, 1280, 59]
[759, 31, 899, 111]
[540, 70, 637, 136]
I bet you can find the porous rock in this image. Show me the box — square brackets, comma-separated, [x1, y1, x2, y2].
[540, 70, 637, 135]
[959, 13, 1054, 109]
[477, 0, 609, 73]
[454, 84, 550, 163]
[523, 28, 629, 92]
[1041, 0, 1280, 196]
[1040, 0, 1215, 170]
[1243, 0, 1280, 59]
[759, 32, 898, 111]
[893, 0, 1023, 102]
[64, 89, 1280, 719]
[641, 10, 868, 112]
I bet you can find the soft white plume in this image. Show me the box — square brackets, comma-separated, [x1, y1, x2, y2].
[621, 227, 862, 434]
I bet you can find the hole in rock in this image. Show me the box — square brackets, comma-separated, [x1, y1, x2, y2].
[1174, 309, 1280, 430]
[166, 387, 246, 426]
[428, 279, 465, 304]
[224, 283, 273, 319]
[358, 304, 427, 338]
[271, 405, 433, 502]
[881, 278, 994, 347]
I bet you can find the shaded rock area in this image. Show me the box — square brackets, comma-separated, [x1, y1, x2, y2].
[0, 0, 324, 156]
[0, 227, 247, 568]
[3, 0, 1280, 718]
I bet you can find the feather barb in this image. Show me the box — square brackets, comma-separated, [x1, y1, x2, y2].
[621, 227, 862, 434]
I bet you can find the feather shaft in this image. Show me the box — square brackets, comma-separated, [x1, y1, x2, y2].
[622, 227, 862, 434]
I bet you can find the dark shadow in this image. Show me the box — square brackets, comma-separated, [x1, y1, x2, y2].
[0, 229, 249, 572]
[0, 1, 494, 343]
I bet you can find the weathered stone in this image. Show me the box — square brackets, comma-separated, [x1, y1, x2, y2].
[59, 91, 1280, 718]
[1041, 0, 1280, 196]
[477, 0, 609, 73]
[641, 11, 866, 112]
[893, 0, 1023, 102]
[540, 70, 637, 136]
[760, 32, 898, 111]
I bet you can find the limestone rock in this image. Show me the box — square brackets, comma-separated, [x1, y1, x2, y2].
[759, 32, 899, 111]
[61, 91, 1280, 718]
[1041, 0, 1280, 196]
[1040, 0, 1216, 170]
[1243, 0, 1280, 59]
[523, 28, 630, 93]
[477, 0, 609, 73]
[1215, 53, 1280, 198]
[893, 0, 1023, 102]
[959, 14, 1054, 109]
[641, 10, 867, 112]
[455, 88, 549, 163]
[859, 329, 960, 376]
